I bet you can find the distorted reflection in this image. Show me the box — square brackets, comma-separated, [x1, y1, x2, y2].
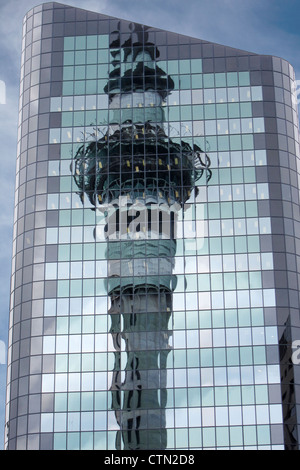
[73, 23, 210, 449]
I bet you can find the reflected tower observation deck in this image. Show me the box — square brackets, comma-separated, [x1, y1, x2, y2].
[73, 24, 211, 450]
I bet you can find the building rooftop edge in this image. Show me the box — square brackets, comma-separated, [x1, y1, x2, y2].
[23, 2, 296, 76]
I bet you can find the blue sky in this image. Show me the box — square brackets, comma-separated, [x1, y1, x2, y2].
[0, 0, 300, 449]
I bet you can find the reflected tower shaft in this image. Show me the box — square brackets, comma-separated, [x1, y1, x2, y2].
[74, 24, 210, 449]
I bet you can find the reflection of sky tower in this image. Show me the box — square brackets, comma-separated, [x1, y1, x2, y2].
[74, 24, 211, 450]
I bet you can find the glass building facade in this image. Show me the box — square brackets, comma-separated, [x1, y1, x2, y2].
[5, 2, 300, 450]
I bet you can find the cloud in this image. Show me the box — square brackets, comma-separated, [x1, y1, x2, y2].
[59, 0, 300, 76]
[0, 87, 19, 216]
[0, 0, 24, 63]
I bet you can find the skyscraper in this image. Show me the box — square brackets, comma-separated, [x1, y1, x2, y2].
[5, 1, 300, 450]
